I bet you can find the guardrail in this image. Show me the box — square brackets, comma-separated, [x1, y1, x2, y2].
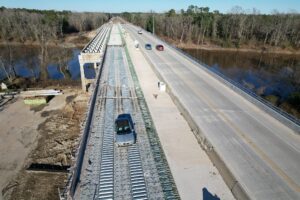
[82, 24, 108, 53]
[135, 25, 300, 134]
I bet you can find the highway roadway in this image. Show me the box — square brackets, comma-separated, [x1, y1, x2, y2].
[124, 24, 300, 199]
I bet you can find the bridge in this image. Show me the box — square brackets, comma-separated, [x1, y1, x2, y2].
[60, 19, 300, 200]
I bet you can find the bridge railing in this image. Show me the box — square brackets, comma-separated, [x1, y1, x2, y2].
[132, 25, 300, 133]
[59, 24, 112, 199]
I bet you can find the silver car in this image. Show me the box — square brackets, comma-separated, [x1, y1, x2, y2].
[115, 114, 136, 147]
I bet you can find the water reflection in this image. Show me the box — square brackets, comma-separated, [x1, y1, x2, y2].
[183, 49, 300, 99]
[183, 48, 300, 118]
[47, 64, 65, 80]
[0, 45, 81, 82]
[83, 63, 96, 79]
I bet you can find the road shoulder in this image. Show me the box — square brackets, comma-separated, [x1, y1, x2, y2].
[123, 29, 235, 200]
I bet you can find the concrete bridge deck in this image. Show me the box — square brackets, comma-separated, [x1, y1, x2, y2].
[124, 24, 300, 199]
[65, 24, 181, 199]
[63, 20, 300, 200]
[122, 26, 235, 200]
[79, 24, 111, 91]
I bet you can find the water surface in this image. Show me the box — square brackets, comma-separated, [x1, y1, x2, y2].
[0, 45, 82, 83]
[183, 48, 300, 118]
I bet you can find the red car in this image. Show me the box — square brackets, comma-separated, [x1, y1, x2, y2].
[156, 44, 164, 51]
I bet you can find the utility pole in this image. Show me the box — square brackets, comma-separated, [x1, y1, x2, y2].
[152, 13, 155, 35]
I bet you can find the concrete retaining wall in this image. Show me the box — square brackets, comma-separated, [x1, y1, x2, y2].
[64, 27, 111, 199]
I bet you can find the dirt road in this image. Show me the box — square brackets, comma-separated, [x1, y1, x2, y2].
[0, 89, 88, 200]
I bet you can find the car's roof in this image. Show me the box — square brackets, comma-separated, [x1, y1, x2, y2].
[116, 119, 129, 126]
[116, 113, 131, 120]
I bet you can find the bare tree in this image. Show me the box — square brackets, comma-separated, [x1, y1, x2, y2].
[0, 57, 13, 83]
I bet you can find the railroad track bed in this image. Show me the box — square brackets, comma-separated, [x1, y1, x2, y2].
[74, 25, 179, 199]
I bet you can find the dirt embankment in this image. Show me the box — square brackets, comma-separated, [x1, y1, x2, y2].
[0, 29, 97, 49]
[1, 89, 89, 200]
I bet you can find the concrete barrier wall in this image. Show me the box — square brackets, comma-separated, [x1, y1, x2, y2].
[65, 26, 111, 199]
[68, 48, 104, 197]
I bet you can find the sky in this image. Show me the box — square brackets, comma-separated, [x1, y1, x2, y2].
[1, 0, 299, 14]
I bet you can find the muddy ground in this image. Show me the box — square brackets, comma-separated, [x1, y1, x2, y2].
[1, 89, 88, 200]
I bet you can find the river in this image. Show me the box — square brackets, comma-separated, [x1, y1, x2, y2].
[182, 48, 300, 119]
[0, 45, 299, 118]
[0, 45, 95, 87]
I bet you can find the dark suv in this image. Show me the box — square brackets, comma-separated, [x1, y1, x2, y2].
[145, 43, 152, 50]
[115, 114, 136, 147]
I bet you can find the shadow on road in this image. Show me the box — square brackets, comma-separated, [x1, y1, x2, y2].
[203, 187, 220, 200]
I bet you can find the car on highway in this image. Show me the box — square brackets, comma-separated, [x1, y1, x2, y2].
[138, 29, 143, 34]
[156, 44, 164, 51]
[145, 43, 152, 50]
[115, 113, 136, 147]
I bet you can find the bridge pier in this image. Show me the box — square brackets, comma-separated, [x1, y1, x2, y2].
[79, 59, 101, 91]
[79, 59, 86, 91]
[77, 24, 111, 91]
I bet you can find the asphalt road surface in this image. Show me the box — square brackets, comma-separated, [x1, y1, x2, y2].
[124, 24, 300, 200]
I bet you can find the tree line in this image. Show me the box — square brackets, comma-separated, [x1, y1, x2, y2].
[0, 7, 110, 43]
[0, 7, 110, 84]
[121, 5, 300, 49]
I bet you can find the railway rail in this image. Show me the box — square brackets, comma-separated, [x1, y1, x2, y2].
[63, 24, 179, 199]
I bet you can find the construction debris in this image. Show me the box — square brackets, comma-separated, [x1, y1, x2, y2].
[1, 82, 7, 90]
[23, 96, 48, 105]
[20, 89, 63, 97]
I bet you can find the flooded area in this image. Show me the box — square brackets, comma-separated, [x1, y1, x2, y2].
[0, 45, 95, 88]
[1, 45, 299, 118]
[183, 48, 300, 118]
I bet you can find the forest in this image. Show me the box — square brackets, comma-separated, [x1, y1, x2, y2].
[122, 5, 300, 50]
[0, 7, 109, 43]
[0, 6, 299, 115]
[0, 7, 110, 84]
[1, 6, 299, 50]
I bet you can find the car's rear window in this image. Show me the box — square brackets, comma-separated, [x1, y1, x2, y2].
[116, 119, 131, 134]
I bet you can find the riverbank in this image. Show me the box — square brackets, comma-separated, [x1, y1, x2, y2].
[0, 88, 88, 200]
[0, 29, 98, 90]
[4, 30, 299, 56]
[160, 36, 300, 55]
[0, 29, 98, 49]
[1, 77, 81, 91]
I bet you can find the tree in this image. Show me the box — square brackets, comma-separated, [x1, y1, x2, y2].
[0, 57, 13, 83]
[146, 15, 154, 33]
[166, 9, 176, 17]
